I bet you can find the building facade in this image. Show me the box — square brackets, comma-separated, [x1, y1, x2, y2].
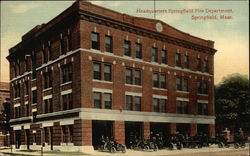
[0, 82, 10, 146]
[7, 1, 217, 152]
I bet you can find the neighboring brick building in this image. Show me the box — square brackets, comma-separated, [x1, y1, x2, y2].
[0, 82, 10, 146]
[7, 1, 217, 152]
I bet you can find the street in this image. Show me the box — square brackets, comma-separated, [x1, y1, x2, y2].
[1, 144, 249, 156]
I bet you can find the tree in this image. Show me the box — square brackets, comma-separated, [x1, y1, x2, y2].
[215, 73, 250, 133]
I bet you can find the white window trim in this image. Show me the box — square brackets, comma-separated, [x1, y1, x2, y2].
[197, 100, 209, 103]
[60, 120, 74, 126]
[61, 89, 72, 95]
[176, 97, 189, 102]
[31, 86, 37, 91]
[125, 91, 142, 97]
[93, 79, 113, 84]
[43, 95, 52, 100]
[93, 88, 112, 93]
[153, 95, 168, 99]
[14, 103, 21, 107]
[42, 122, 54, 127]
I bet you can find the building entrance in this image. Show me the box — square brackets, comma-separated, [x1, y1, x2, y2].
[15, 130, 21, 149]
[92, 120, 113, 149]
[150, 123, 170, 138]
[125, 122, 142, 148]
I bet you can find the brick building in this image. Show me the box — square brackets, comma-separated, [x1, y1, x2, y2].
[7, 1, 217, 152]
[0, 82, 10, 146]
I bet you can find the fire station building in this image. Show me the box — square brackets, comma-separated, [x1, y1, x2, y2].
[7, 0, 217, 152]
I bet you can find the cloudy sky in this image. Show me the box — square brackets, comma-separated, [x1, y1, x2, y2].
[0, 1, 249, 84]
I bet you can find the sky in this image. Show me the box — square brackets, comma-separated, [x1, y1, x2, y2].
[0, 1, 249, 84]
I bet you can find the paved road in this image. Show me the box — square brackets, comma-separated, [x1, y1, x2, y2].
[169, 149, 249, 156]
[0, 146, 249, 156]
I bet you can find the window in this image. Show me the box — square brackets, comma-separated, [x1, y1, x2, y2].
[176, 77, 188, 92]
[24, 81, 29, 95]
[94, 92, 101, 108]
[44, 70, 52, 89]
[125, 68, 141, 86]
[176, 101, 188, 114]
[134, 69, 141, 85]
[184, 55, 189, 69]
[136, 43, 142, 59]
[203, 81, 208, 94]
[62, 126, 67, 143]
[93, 62, 101, 80]
[93, 62, 112, 82]
[152, 73, 159, 88]
[32, 55, 37, 79]
[44, 127, 49, 143]
[25, 104, 29, 116]
[61, 63, 72, 83]
[153, 98, 159, 112]
[62, 93, 73, 110]
[160, 74, 166, 89]
[151, 47, 158, 62]
[44, 98, 53, 113]
[198, 103, 208, 115]
[33, 133, 37, 144]
[204, 60, 209, 72]
[104, 93, 112, 109]
[91, 32, 99, 50]
[175, 53, 181, 67]
[69, 125, 73, 143]
[183, 78, 188, 92]
[124, 40, 131, 56]
[176, 77, 181, 91]
[197, 80, 202, 94]
[43, 42, 52, 63]
[126, 95, 132, 110]
[60, 36, 69, 55]
[14, 84, 20, 98]
[15, 106, 21, 118]
[105, 35, 112, 52]
[32, 90, 37, 104]
[134, 96, 141, 111]
[125, 68, 132, 84]
[196, 58, 201, 71]
[161, 50, 167, 64]
[160, 99, 167, 113]
[43, 48, 48, 64]
[104, 64, 112, 81]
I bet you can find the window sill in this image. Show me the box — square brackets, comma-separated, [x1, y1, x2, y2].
[93, 79, 113, 84]
[61, 81, 72, 86]
[14, 97, 20, 101]
[176, 91, 189, 94]
[43, 88, 52, 92]
[197, 93, 208, 96]
[125, 84, 142, 88]
[152, 87, 168, 91]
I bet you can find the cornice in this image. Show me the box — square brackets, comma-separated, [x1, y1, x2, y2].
[78, 10, 217, 55]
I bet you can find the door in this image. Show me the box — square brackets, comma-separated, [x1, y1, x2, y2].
[25, 130, 30, 150]
[50, 127, 53, 150]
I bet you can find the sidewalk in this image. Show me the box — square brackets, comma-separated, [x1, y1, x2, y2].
[0, 144, 249, 156]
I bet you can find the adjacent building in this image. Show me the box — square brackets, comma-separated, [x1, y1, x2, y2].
[0, 82, 10, 146]
[7, 0, 217, 152]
